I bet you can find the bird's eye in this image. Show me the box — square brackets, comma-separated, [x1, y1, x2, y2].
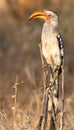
[48, 14, 51, 17]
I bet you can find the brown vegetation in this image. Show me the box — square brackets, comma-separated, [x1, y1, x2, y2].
[0, 0, 74, 130]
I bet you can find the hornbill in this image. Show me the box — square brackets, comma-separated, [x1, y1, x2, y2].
[29, 10, 64, 113]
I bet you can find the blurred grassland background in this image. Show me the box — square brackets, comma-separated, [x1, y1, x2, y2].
[0, 0, 74, 129]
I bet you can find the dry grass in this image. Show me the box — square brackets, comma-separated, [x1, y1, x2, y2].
[0, 0, 74, 130]
[0, 87, 74, 130]
[0, 74, 74, 130]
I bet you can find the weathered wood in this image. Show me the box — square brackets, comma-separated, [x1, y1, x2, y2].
[37, 43, 64, 130]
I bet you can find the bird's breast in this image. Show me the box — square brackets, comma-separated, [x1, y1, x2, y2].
[41, 25, 61, 68]
[41, 30, 59, 55]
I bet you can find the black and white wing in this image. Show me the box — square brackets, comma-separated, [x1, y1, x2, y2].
[57, 33, 64, 57]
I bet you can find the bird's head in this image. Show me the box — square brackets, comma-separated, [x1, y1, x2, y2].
[29, 10, 58, 29]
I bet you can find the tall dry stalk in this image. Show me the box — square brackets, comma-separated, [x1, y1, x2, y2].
[61, 59, 64, 130]
[11, 75, 19, 130]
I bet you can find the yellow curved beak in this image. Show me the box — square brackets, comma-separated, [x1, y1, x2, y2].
[29, 11, 46, 20]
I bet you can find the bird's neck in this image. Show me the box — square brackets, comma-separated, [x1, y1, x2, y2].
[43, 22, 57, 33]
[41, 22, 57, 43]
